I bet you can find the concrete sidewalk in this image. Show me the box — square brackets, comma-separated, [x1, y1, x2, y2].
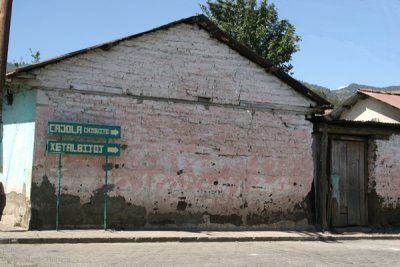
[0, 229, 400, 244]
[1, 216, 399, 244]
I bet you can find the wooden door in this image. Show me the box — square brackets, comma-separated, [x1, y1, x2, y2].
[329, 138, 367, 227]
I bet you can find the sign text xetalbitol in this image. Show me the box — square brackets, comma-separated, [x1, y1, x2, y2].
[47, 140, 120, 156]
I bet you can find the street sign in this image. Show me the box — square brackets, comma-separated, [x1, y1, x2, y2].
[47, 122, 122, 230]
[48, 122, 121, 139]
[47, 140, 120, 156]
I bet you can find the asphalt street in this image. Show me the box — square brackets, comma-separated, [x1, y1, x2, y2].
[0, 240, 399, 266]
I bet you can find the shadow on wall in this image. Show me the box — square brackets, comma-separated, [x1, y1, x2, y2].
[29, 176, 315, 230]
[29, 177, 147, 230]
[0, 182, 5, 220]
[0, 181, 30, 228]
[4, 188, 30, 227]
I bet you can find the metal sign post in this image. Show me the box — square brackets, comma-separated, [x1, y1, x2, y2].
[47, 122, 121, 231]
[104, 138, 109, 230]
[56, 136, 62, 231]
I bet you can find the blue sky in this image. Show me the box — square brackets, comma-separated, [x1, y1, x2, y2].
[8, 0, 400, 90]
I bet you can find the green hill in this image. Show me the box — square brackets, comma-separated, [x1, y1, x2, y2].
[302, 82, 400, 107]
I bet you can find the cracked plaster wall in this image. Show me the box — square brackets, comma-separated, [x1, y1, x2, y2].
[17, 23, 316, 230]
[368, 134, 400, 227]
[1, 90, 36, 228]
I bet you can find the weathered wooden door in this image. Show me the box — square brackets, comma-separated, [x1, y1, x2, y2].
[329, 138, 367, 227]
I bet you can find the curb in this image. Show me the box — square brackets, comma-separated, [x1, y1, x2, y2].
[0, 235, 399, 244]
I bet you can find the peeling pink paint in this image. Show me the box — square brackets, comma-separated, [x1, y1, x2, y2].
[369, 135, 400, 207]
[30, 91, 315, 229]
[13, 23, 319, 229]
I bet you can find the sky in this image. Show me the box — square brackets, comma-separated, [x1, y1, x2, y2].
[8, 0, 400, 90]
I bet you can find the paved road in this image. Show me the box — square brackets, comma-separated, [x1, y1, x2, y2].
[0, 240, 399, 266]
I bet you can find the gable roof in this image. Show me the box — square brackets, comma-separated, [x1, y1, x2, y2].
[360, 89, 400, 110]
[7, 15, 331, 107]
[328, 89, 400, 119]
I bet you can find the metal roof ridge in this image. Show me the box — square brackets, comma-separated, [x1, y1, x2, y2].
[358, 89, 400, 96]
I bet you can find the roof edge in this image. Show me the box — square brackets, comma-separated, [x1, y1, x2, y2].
[8, 14, 331, 107]
[327, 92, 362, 120]
[6, 15, 203, 77]
[358, 89, 400, 111]
[193, 16, 331, 107]
[314, 116, 400, 131]
[359, 88, 400, 96]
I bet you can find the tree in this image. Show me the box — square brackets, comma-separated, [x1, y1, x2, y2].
[200, 0, 300, 73]
[29, 48, 40, 64]
[13, 48, 40, 67]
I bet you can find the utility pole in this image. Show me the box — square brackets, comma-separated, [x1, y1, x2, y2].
[0, 0, 13, 172]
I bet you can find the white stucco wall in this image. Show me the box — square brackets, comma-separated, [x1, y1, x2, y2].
[30, 24, 315, 108]
[1, 90, 37, 228]
[11, 22, 318, 230]
[340, 97, 400, 123]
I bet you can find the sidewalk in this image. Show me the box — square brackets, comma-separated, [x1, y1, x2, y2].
[0, 229, 400, 244]
[1, 215, 400, 244]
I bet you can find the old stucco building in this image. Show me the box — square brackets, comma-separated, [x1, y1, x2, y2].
[314, 89, 400, 229]
[2, 15, 330, 230]
[329, 89, 400, 123]
[3, 15, 400, 231]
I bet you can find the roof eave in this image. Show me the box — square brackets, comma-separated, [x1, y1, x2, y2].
[7, 15, 204, 77]
[194, 16, 332, 107]
[7, 14, 332, 107]
[327, 92, 364, 120]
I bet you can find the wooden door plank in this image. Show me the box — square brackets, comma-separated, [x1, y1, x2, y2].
[347, 141, 361, 225]
[330, 140, 338, 227]
[359, 142, 367, 225]
[337, 141, 348, 226]
[330, 140, 347, 227]
[319, 127, 329, 229]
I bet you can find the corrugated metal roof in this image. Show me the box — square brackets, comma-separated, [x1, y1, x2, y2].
[328, 89, 400, 120]
[359, 89, 400, 110]
[322, 118, 400, 128]
[314, 115, 400, 128]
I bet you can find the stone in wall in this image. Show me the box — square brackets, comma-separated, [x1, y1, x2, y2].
[10, 20, 319, 230]
[368, 134, 400, 227]
[30, 91, 316, 230]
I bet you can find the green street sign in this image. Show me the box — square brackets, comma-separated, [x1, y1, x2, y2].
[47, 140, 120, 156]
[48, 122, 121, 139]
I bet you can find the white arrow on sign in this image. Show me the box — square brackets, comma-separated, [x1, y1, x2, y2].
[107, 147, 119, 154]
[111, 129, 119, 136]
